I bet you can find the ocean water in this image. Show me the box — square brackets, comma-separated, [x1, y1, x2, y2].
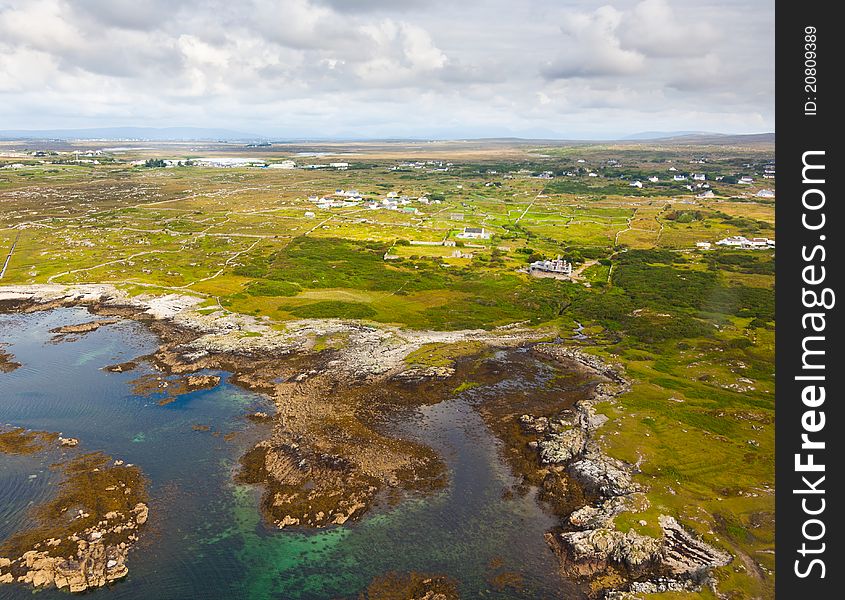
[0, 308, 585, 599]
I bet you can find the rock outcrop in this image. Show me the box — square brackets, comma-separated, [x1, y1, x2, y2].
[0, 348, 21, 373]
[0, 500, 149, 593]
[0, 449, 149, 593]
[531, 344, 731, 596]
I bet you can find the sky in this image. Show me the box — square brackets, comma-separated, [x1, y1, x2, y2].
[0, 0, 775, 139]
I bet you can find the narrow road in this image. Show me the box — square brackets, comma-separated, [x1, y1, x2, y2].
[46, 249, 180, 284]
[181, 238, 263, 289]
[0, 231, 21, 279]
[515, 198, 536, 224]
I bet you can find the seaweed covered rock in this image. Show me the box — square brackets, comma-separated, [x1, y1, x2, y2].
[0, 452, 149, 593]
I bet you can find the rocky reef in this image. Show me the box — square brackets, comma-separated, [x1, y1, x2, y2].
[49, 318, 120, 341]
[360, 571, 459, 600]
[0, 346, 21, 372]
[0, 438, 149, 593]
[0, 427, 59, 454]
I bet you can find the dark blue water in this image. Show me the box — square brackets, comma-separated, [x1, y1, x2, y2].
[0, 308, 583, 599]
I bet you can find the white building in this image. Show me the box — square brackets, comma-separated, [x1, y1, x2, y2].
[268, 160, 296, 169]
[673, 174, 688, 181]
[194, 157, 266, 168]
[695, 242, 712, 250]
[528, 255, 572, 277]
[716, 236, 775, 249]
[693, 173, 706, 181]
[630, 180, 643, 188]
[304, 211, 316, 218]
[648, 176, 659, 183]
[756, 189, 775, 198]
[457, 227, 491, 240]
[738, 176, 754, 184]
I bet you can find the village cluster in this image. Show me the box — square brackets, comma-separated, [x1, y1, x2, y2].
[308, 189, 440, 214]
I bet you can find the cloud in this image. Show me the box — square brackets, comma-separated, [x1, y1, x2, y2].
[0, 0, 774, 138]
[619, 0, 720, 57]
[73, 0, 180, 30]
[315, 0, 428, 12]
[543, 5, 645, 78]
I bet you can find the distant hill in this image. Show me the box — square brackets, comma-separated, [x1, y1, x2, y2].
[0, 127, 775, 145]
[623, 131, 775, 145]
[622, 131, 713, 140]
[0, 127, 264, 141]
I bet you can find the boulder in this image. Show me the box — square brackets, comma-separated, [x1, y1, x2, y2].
[538, 428, 586, 464]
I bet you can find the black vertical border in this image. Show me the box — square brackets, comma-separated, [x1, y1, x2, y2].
[775, 1, 840, 597]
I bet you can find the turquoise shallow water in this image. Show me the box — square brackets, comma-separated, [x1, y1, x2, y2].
[0, 308, 584, 599]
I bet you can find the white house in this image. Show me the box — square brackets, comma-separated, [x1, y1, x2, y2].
[696, 242, 712, 250]
[648, 176, 659, 183]
[738, 176, 754, 185]
[756, 189, 775, 198]
[716, 236, 775, 249]
[528, 255, 572, 277]
[693, 173, 706, 181]
[630, 181, 643, 188]
[304, 211, 316, 218]
[457, 227, 491, 240]
[673, 174, 687, 181]
[717, 236, 747, 247]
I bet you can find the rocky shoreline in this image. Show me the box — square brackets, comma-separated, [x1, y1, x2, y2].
[0, 429, 149, 593]
[0, 284, 543, 533]
[529, 345, 731, 598]
[0, 283, 733, 598]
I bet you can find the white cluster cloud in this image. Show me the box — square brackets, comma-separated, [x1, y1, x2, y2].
[0, 0, 774, 138]
[545, 6, 645, 78]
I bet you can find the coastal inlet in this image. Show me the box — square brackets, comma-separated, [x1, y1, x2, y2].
[0, 307, 594, 599]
